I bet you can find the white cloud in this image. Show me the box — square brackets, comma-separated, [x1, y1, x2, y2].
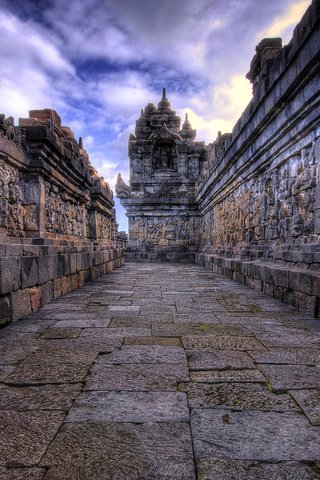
[258, 0, 311, 42]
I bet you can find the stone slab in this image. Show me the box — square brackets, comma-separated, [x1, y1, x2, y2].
[0, 365, 15, 381]
[250, 348, 320, 365]
[0, 338, 40, 365]
[138, 313, 174, 323]
[52, 318, 111, 328]
[108, 316, 151, 327]
[259, 364, 320, 391]
[125, 336, 182, 346]
[42, 312, 98, 321]
[25, 345, 97, 363]
[152, 324, 205, 336]
[0, 384, 83, 411]
[191, 409, 320, 461]
[96, 345, 187, 365]
[85, 363, 190, 391]
[5, 359, 91, 385]
[41, 422, 196, 479]
[0, 468, 46, 479]
[187, 350, 256, 370]
[38, 337, 123, 353]
[190, 369, 265, 384]
[182, 382, 299, 412]
[106, 305, 140, 315]
[196, 458, 320, 480]
[66, 390, 189, 423]
[173, 314, 220, 324]
[0, 411, 65, 467]
[182, 335, 266, 351]
[87, 326, 151, 337]
[254, 333, 320, 349]
[40, 327, 82, 339]
[79, 328, 124, 341]
[3, 319, 55, 334]
[290, 389, 320, 425]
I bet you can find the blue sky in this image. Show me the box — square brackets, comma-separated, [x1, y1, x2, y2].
[0, 0, 311, 231]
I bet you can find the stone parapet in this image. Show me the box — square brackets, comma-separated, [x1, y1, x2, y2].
[196, 253, 320, 318]
[0, 109, 126, 326]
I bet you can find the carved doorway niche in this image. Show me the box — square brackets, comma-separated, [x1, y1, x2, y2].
[152, 141, 177, 171]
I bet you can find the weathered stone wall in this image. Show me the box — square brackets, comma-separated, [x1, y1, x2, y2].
[118, 0, 320, 316]
[0, 109, 126, 326]
[196, 0, 320, 317]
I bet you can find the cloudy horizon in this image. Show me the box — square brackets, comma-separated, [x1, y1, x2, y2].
[0, 0, 311, 230]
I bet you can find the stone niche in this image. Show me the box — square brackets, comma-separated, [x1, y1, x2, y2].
[0, 109, 127, 326]
[117, 89, 205, 262]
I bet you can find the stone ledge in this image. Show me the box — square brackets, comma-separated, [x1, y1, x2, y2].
[195, 253, 320, 318]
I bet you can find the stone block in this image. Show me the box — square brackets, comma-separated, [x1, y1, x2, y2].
[292, 291, 317, 316]
[289, 270, 301, 292]
[63, 254, 71, 276]
[264, 266, 278, 285]
[61, 276, 72, 295]
[23, 245, 40, 256]
[11, 289, 31, 321]
[0, 256, 21, 295]
[70, 254, 77, 274]
[0, 296, 12, 326]
[53, 277, 63, 299]
[70, 274, 79, 290]
[299, 271, 313, 295]
[21, 256, 39, 289]
[38, 255, 60, 284]
[277, 268, 289, 288]
[40, 281, 54, 307]
[75, 253, 82, 272]
[5, 244, 23, 256]
[30, 287, 41, 312]
[57, 254, 64, 277]
[312, 274, 320, 297]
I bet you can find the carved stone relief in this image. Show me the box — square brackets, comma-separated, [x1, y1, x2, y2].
[45, 184, 87, 237]
[208, 142, 318, 249]
[129, 215, 200, 247]
[0, 159, 37, 236]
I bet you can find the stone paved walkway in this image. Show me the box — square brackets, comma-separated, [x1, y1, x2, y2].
[1, 263, 320, 479]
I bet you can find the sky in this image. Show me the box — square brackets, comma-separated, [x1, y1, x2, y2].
[0, 0, 311, 231]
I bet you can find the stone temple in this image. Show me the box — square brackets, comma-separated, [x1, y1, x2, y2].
[116, 88, 203, 263]
[0, 0, 319, 324]
[117, 0, 320, 317]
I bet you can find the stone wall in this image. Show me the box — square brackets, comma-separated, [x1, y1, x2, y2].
[118, 0, 320, 317]
[0, 109, 126, 326]
[196, 0, 320, 317]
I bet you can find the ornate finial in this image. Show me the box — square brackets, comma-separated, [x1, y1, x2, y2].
[158, 88, 171, 111]
[181, 112, 196, 140]
[182, 113, 192, 130]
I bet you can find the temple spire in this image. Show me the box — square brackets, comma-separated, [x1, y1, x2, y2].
[157, 87, 172, 111]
